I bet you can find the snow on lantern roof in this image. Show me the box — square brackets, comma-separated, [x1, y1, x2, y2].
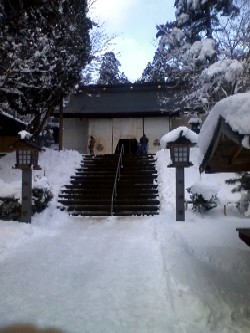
[160, 126, 198, 148]
[198, 92, 250, 162]
[18, 130, 32, 140]
[11, 130, 43, 151]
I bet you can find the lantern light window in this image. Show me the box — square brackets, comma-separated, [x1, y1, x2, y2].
[174, 146, 189, 163]
[17, 149, 32, 165]
[13, 138, 42, 170]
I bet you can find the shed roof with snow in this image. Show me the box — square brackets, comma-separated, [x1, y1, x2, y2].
[198, 93, 250, 173]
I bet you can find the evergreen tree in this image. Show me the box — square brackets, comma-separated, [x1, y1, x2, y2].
[98, 52, 129, 85]
[193, 0, 250, 108]
[140, 0, 250, 110]
[81, 11, 117, 85]
[0, 0, 91, 134]
[225, 172, 250, 193]
[140, 19, 217, 87]
[175, 0, 239, 39]
[225, 172, 250, 215]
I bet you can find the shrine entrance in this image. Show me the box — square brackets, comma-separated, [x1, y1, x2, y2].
[115, 138, 138, 154]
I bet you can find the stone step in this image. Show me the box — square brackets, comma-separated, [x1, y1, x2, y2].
[67, 210, 159, 217]
[122, 155, 156, 159]
[113, 211, 159, 216]
[66, 204, 159, 212]
[71, 175, 115, 180]
[58, 199, 160, 205]
[70, 175, 157, 182]
[68, 211, 111, 216]
[59, 191, 113, 196]
[63, 184, 114, 189]
[59, 191, 158, 199]
[120, 180, 158, 185]
[75, 170, 116, 175]
[120, 166, 157, 170]
[58, 153, 159, 217]
[82, 154, 117, 158]
[115, 191, 159, 197]
[122, 161, 156, 165]
[58, 200, 111, 206]
[119, 175, 157, 180]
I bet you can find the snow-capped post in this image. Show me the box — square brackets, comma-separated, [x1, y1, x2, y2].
[11, 131, 42, 223]
[161, 127, 198, 221]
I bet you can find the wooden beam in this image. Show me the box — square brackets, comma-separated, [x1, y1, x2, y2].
[59, 96, 63, 151]
[206, 163, 250, 173]
[228, 146, 243, 164]
[236, 228, 250, 248]
[221, 119, 243, 145]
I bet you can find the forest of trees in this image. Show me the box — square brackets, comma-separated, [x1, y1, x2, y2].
[0, 0, 91, 134]
[1, 0, 250, 130]
[140, 0, 250, 110]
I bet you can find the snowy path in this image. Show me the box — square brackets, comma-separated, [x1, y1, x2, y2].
[0, 217, 175, 333]
[1, 215, 250, 333]
[1, 141, 250, 333]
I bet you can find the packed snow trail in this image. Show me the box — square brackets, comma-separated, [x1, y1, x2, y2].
[1, 215, 250, 333]
[0, 217, 175, 333]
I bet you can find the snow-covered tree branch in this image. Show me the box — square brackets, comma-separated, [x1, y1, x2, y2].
[0, 0, 91, 133]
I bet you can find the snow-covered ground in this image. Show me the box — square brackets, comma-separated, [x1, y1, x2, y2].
[0, 148, 250, 333]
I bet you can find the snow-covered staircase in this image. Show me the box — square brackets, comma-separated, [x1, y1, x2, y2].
[58, 154, 160, 216]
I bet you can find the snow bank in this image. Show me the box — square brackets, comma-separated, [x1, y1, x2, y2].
[0, 149, 82, 199]
[189, 179, 219, 200]
[0, 149, 82, 244]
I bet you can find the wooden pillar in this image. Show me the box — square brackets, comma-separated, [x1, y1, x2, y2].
[176, 167, 185, 221]
[59, 96, 63, 151]
[20, 169, 32, 223]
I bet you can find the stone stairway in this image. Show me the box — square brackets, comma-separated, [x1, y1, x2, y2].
[58, 154, 160, 216]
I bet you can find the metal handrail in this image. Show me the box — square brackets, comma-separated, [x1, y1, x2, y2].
[111, 145, 124, 215]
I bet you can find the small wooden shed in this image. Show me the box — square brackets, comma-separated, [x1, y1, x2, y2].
[199, 116, 250, 173]
[199, 103, 250, 248]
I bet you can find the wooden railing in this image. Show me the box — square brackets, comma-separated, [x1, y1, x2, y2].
[111, 145, 124, 215]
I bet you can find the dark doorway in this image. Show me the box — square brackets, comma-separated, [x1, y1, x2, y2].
[115, 139, 138, 154]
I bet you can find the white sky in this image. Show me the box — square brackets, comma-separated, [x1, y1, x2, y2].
[91, 0, 176, 81]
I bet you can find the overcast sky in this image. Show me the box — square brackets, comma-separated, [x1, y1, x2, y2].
[91, 0, 176, 82]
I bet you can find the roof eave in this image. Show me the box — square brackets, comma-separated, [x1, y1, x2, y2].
[200, 116, 244, 173]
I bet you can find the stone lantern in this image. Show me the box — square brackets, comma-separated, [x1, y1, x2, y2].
[164, 128, 197, 221]
[12, 132, 42, 223]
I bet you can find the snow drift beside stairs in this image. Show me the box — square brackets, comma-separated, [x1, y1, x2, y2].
[0, 149, 82, 200]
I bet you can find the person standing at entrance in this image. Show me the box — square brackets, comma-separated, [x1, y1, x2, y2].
[139, 134, 149, 154]
[88, 135, 96, 155]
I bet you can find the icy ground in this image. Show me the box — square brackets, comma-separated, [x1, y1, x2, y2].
[0, 149, 250, 333]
